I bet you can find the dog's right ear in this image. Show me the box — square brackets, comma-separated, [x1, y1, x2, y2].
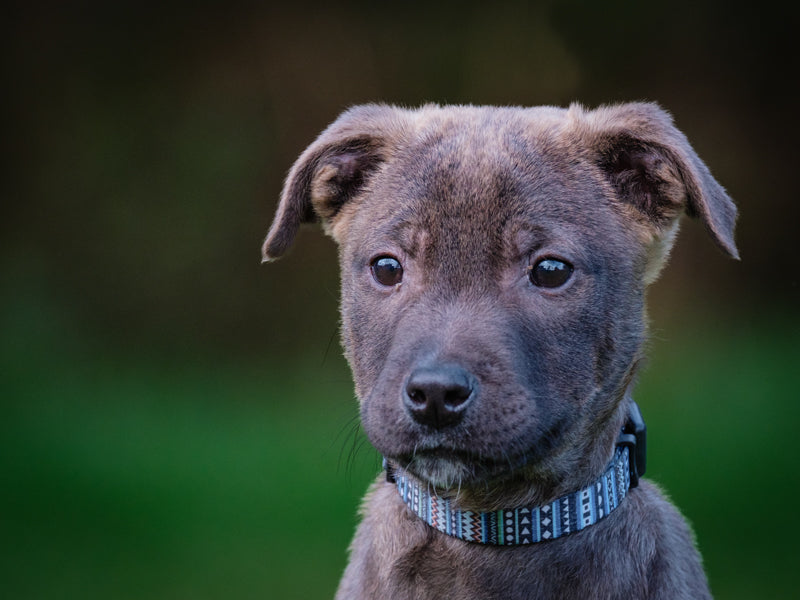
[261, 105, 405, 262]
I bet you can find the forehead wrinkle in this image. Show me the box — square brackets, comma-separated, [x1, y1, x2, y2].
[409, 198, 515, 293]
[394, 218, 427, 259]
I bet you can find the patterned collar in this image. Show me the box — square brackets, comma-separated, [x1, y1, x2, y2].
[385, 400, 646, 546]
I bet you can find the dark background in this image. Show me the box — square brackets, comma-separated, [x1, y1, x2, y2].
[2, 2, 798, 598]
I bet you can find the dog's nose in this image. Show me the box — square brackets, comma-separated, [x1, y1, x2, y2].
[403, 364, 475, 428]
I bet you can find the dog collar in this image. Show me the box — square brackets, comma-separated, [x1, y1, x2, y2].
[385, 400, 646, 546]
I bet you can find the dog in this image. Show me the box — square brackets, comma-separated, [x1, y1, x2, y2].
[262, 103, 737, 599]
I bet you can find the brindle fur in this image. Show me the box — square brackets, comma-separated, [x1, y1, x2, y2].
[263, 103, 737, 599]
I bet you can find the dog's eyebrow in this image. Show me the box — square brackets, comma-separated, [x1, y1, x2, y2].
[504, 222, 548, 258]
[381, 216, 426, 259]
[396, 223, 426, 258]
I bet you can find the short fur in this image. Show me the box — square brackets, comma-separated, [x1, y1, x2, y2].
[263, 103, 737, 599]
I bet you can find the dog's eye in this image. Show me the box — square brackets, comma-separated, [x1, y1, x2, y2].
[371, 256, 403, 286]
[529, 258, 573, 288]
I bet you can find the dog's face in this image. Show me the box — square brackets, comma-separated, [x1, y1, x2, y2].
[337, 114, 650, 490]
[264, 104, 737, 499]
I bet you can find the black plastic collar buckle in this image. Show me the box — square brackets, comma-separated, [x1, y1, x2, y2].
[617, 399, 647, 488]
[383, 456, 396, 483]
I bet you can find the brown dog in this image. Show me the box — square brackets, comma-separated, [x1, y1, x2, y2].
[263, 103, 737, 599]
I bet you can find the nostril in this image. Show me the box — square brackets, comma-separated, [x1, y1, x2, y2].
[407, 387, 427, 405]
[444, 385, 471, 409]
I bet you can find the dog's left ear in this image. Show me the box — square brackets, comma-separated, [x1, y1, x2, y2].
[571, 103, 739, 275]
[262, 104, 407, 262]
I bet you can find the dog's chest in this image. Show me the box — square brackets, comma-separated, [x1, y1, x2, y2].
[346, 483, 641, 600]
[375, 536, 632, 600]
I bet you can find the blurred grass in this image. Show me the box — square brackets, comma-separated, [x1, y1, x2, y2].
[1, 307, 798, 598]
[637, 320, 800, 599]
[0, 296, 380, 599]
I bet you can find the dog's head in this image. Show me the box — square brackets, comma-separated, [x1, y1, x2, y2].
[263, 104, 737, 505]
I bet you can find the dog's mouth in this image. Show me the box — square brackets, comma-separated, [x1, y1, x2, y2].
[386, 416, 569, 490]
[392, 447, 531, 489]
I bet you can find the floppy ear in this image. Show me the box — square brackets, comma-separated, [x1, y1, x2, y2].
[262, 104, 406, 262]
[571, 102, 739, 266]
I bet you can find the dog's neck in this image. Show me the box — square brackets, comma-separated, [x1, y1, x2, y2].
[384, 401, 646, 546]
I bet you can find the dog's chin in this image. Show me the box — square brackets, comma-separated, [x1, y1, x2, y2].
[404, 455, 473, 488]
[396, 449, 525, 490]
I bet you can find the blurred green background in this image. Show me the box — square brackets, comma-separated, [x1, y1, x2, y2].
[2, 1, 798, 598]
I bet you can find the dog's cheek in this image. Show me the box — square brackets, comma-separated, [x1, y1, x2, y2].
[339, 273, 402, 403]
[513, 313, 595, 420]
[518, 281, 642, 409]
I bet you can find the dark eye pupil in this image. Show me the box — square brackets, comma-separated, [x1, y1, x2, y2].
[371, 256, 403, 286]
[530, 258, 573, 288]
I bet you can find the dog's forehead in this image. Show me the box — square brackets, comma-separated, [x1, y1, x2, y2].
[360, 109, 621, 265]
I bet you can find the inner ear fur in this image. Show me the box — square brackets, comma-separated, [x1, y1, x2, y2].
[261, 104, 406, 262]
[571, 102, 739, 260]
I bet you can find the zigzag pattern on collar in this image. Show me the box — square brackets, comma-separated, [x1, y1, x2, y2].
[392, 446, 631, 545]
